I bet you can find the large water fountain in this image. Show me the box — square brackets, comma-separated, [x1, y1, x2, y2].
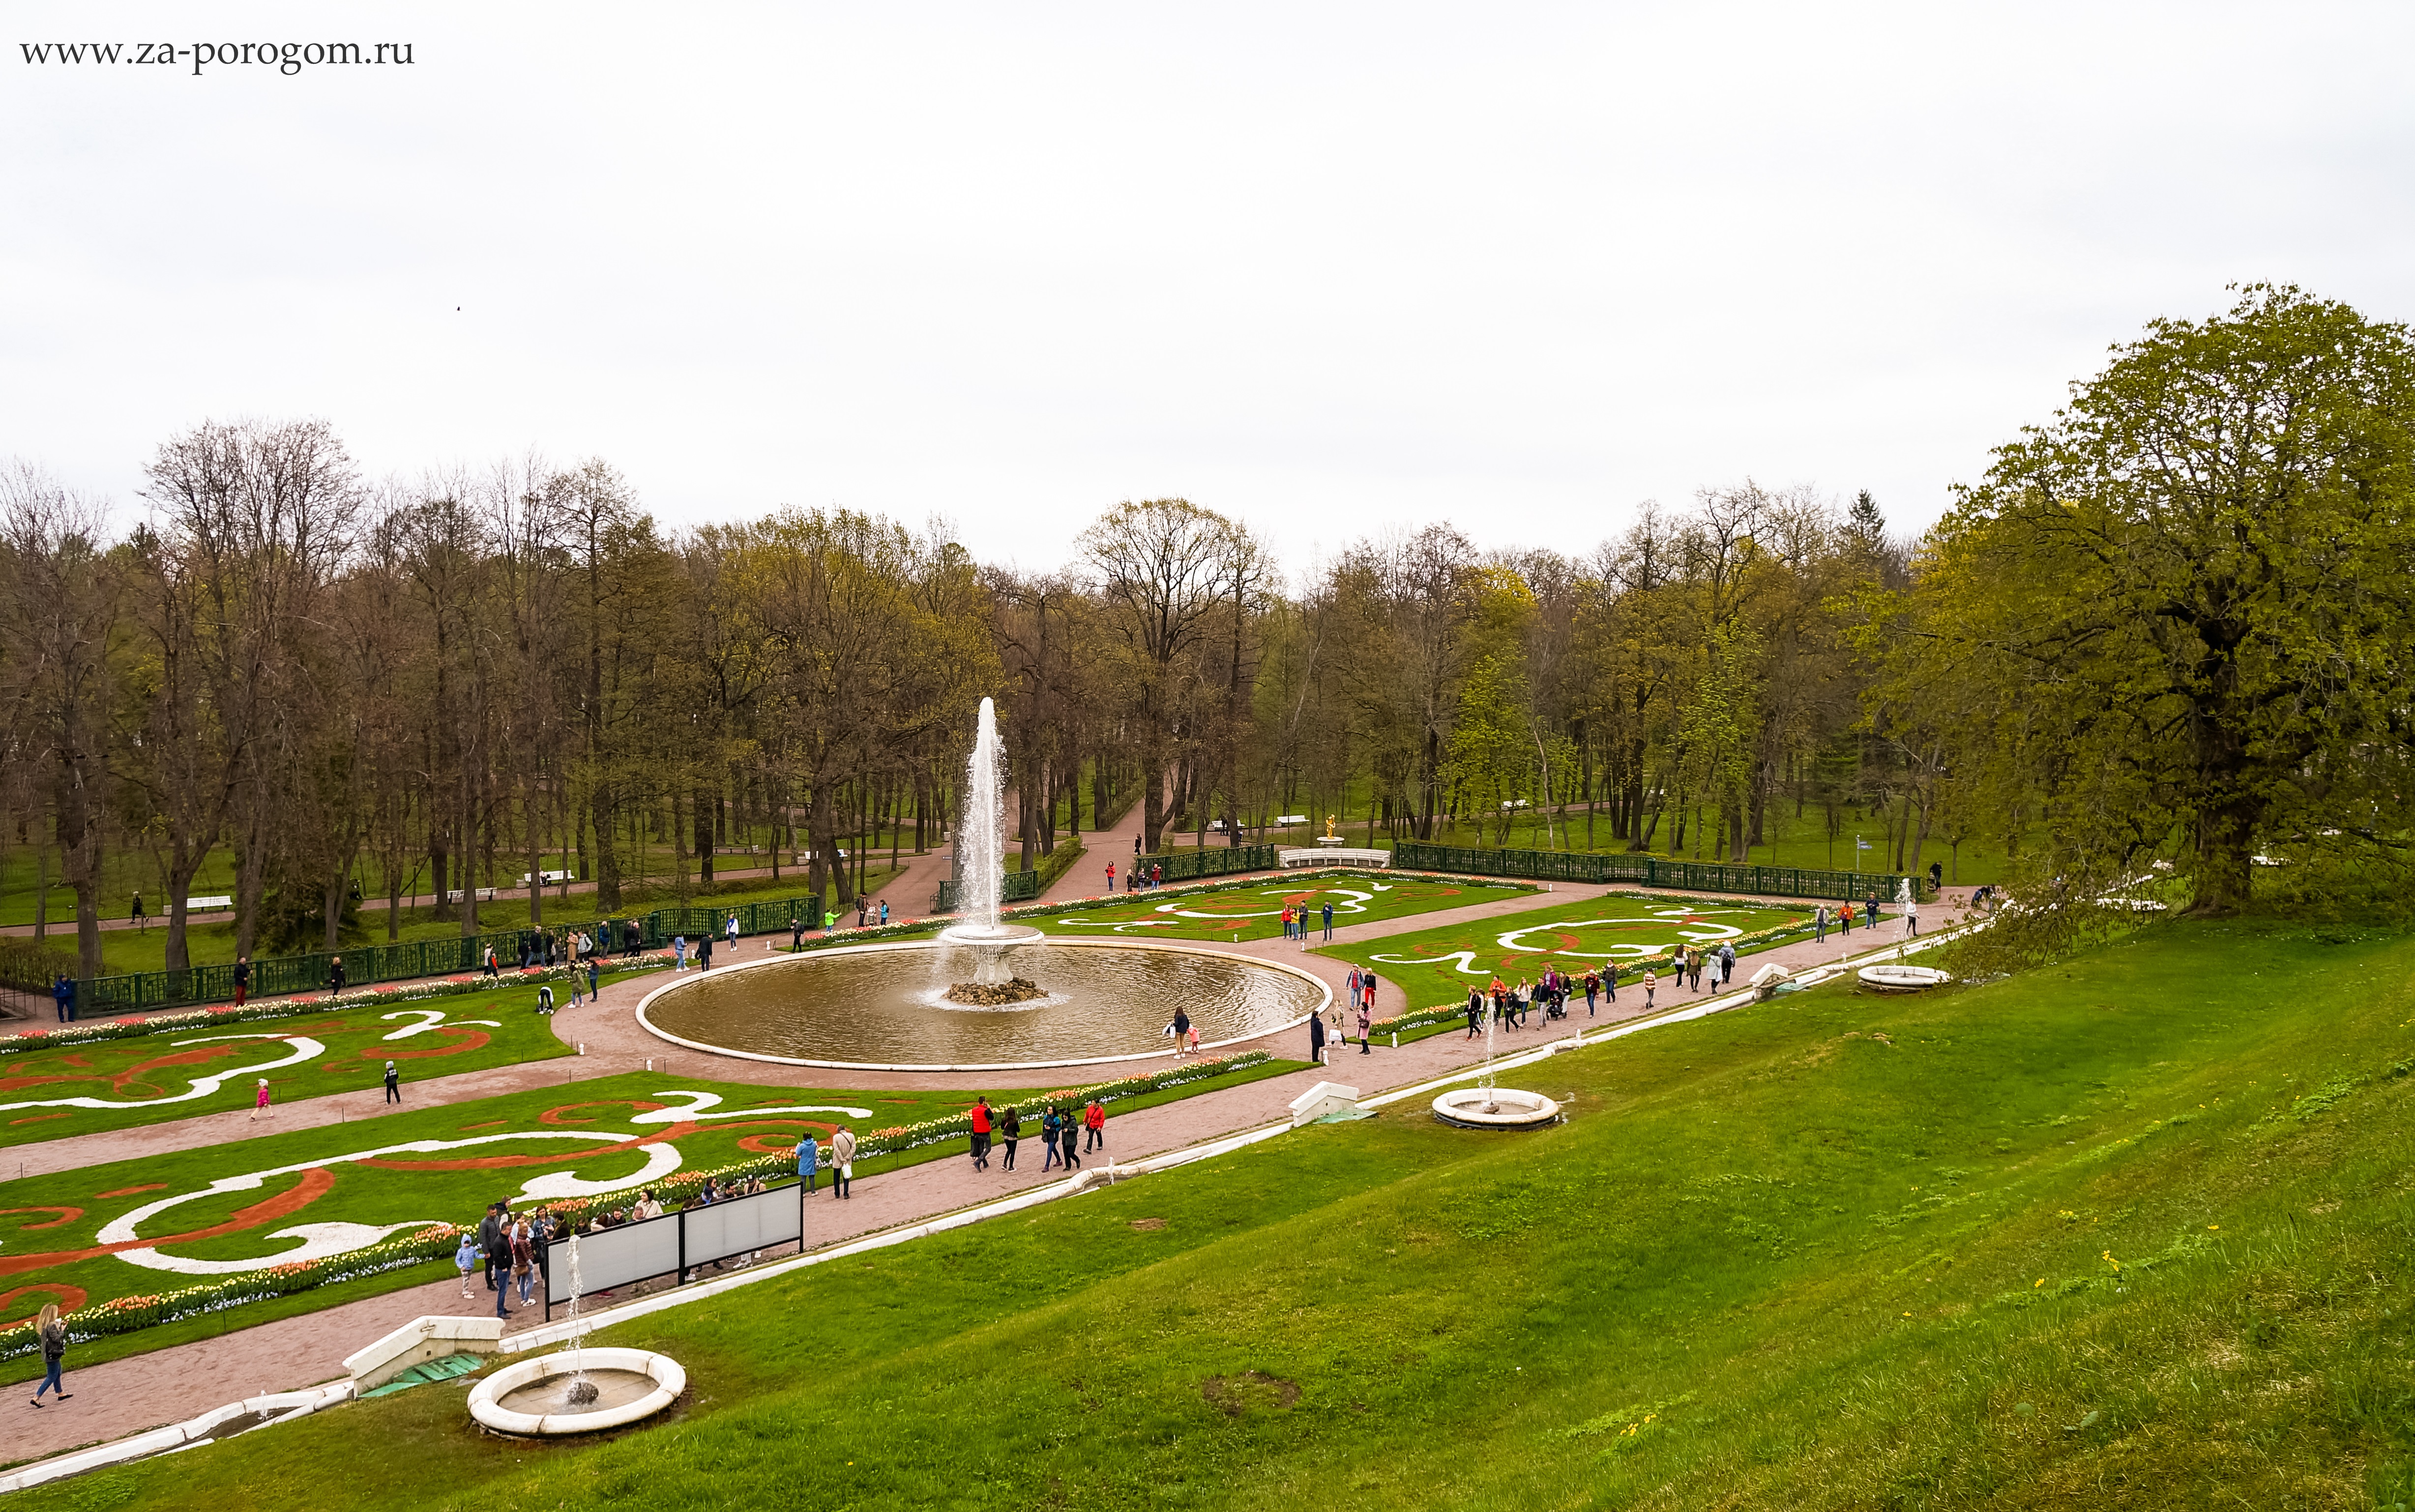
[635, 698, 1325, 1072]
[937, 698, 1049, 1002]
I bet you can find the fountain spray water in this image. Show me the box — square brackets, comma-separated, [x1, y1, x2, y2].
[562, 1228, 598, 1406]
[962, 697, 1006, 934]
[940, 697, 1046, 997]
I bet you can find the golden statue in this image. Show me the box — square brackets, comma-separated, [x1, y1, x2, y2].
[1321, 813, 1342, 843]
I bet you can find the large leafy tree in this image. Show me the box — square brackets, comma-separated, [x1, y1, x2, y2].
[1902, 286, 2415, 916]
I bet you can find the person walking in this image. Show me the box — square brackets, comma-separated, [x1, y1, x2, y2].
[700, 934, 715, 971]
[796, 1130, 818, 1193]
[1084, 1098, 1105, 1153]
[970, 1096, 993, 1171]
[1171, 1008, 1191, 1056]
[830, 1127, 855, 1198]
[1605, 961, 1618, 1006]
[1840, 901, 1855, 937]
[1356, 999, 1372, 1053]
[454, 1228, 480, 1299]
[568, 969, 585, 1011]
[1906, 899, 1920, 938]
[674, 935, 688, 971]
[249, 1077, 272, 1121]
[725, 913, 740, 953]
[1465, 986, 1484, 1039]
[1000, 1105, 1021, 1170]
[325, 956, 347, 998]
[1583, 969, 1599, 1016]
[1321, 901, 1334, 940]
[1814, 905, 1828, 943]
[1060, 1110, 1081, 1170]
[232, 954, 251, 1007]
[790, 914, 803, 951]
[1105, 861, 1117, 893]
[1308, 1011, 1327, 1066]
[1643, 967, 1657, 1011]
[383, 1060, 401, 1105]
[587, 957, 601, 1002]
[28, 1304, 69, 1407]
[1039, 1107, 1062, 1172]
[879, 900, 889, 926]
[1719, 943, 1737, 989]
[1364, 971, 1378, 1020]
[51, 975, 72, 1023]
[131, 890, 147, 932]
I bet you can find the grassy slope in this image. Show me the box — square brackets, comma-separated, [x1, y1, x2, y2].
[0, 1058, 1306, 1383]
[1033, 876, 1534, 942]
[29, 919, 2415, 1510]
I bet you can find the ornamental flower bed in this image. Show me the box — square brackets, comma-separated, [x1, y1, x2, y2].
[0, 953, 678, 1057]
[0, 1223, 465, 1360]
[0, 1050, 1277, 1353]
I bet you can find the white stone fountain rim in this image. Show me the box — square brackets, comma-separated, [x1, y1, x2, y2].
[1430, 1086, 1561, 1128]
[467, 1346, 684, 1437]
[633, 935, 1331, 1073]
[1857, 963, 1953, 991]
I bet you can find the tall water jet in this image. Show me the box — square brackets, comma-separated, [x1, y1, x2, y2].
[940, 696, 1047, 1000]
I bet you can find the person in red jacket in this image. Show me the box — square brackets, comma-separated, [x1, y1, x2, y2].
[1083, 1098, 1106, 1154]
[969, 1095, 993, 1171]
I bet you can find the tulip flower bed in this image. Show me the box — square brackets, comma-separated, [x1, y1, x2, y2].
[1025, 872, 1534, 942]
[0, 1054, 1301, 1375]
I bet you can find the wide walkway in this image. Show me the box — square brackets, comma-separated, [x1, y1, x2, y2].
[5, 884, 1977, 1465]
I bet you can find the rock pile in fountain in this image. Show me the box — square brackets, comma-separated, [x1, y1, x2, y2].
[945, 976, 1047, 1006]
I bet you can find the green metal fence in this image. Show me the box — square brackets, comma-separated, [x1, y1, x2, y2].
[73, 894, 837, 1015]
[1389, 842, 1928, 902]
[1134, 845, 1280, 884]
[930, 870, 1042, 914]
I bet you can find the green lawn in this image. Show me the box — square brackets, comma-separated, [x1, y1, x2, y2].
[43, 916, 2413, 1508]
[0, 1057, 1303, 1381]
[1318, 891, 1832, 1008]
[1034, 875, 1533, 942]
[0, 975, 623, 1149]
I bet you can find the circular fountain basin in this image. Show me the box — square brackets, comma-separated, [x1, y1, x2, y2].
[468, 1347, 684, 1436]
[1431, 1087, 1561, 1129]
[936, 922, 1047, 949]
[638, 938, 1326, 1071]
[1857, 964, 1953, 993]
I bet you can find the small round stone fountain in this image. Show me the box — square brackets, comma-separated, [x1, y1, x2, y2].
[1431, 1001, 1561, 1129]
[469, 1230, 684, 1436]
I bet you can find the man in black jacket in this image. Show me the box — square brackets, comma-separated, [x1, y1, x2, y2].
[478, 1202, 506, 1292]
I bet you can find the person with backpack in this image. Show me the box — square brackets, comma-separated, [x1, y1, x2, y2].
[1000, 1104, 1022, 1171]
[27, 1304, 69, 1407]
[383, 1060, 401, 1105]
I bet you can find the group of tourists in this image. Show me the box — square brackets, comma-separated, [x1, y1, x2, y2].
[968, 1094, 1106, 1174]
[1105, 861, 1167, 893]
[1281, 900, 1335, 941]
[459, 1200, 570, 1317]
[1306, 968, 1382, 1061]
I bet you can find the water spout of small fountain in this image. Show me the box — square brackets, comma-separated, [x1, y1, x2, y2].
[1479, 1002, 1499, 1112]
[562, 1228, 598, 1407]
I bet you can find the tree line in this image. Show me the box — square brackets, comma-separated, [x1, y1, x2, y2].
[12, 285, 2401, 982]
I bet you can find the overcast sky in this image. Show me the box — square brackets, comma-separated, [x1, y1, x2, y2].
[6, 1, 2411, 576]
